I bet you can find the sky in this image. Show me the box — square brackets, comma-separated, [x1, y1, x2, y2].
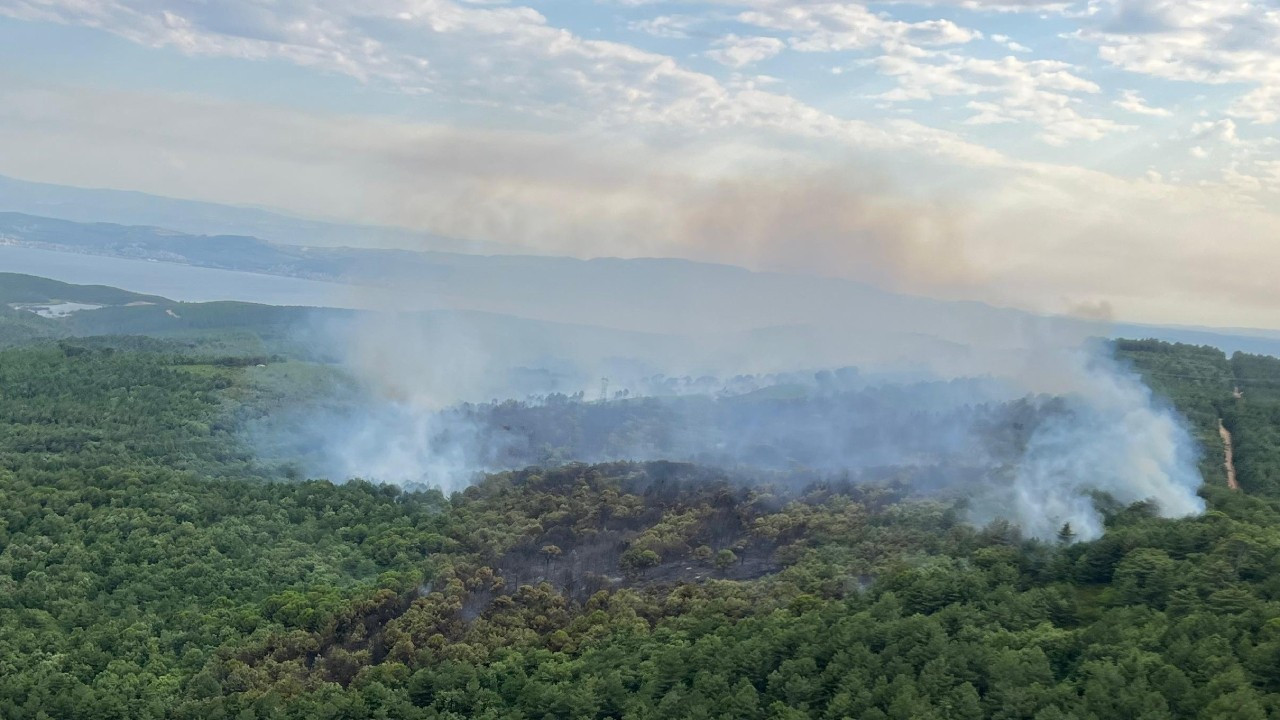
[0, 0, 1278, 328]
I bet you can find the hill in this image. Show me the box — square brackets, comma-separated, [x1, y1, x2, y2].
[0, 272, 166, 306]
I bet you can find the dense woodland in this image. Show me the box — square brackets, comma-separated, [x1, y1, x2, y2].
[0, 331, 1279, 718]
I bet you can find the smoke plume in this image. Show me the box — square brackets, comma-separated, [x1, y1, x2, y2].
[986, 344, 1205, 539]
[262, 293, 1206, 542]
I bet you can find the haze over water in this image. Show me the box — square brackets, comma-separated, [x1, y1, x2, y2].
[0, 245, 362, 308]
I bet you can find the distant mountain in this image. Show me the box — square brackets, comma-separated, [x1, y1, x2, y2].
[0, 211, 1014, 340]
[0, 173, 523, 254]
[0, 211, 435, 281]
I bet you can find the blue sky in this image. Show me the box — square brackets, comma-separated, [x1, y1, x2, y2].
[0, 0, 1278, 327]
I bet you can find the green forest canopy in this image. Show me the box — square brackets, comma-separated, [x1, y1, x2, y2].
[0, 339, 1277, 718]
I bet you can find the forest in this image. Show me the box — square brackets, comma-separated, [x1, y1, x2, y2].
[0, 333, 1278, 718]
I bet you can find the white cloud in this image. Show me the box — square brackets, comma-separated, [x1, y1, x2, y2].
[0, 0, 1016, 165]
[705, 34, 785, 67]
[1191, 118, 1241, 145]
[1114, 89, 1171, 116]
[1077, 0, 1280, 124]
[617, 0, 1080, 12]
[737, 2, 982, 51]
[630, 14, 698, 39]
[724, 2, 1124, 144]
[871, 46, 1130, 143]
[884, 0, 1077, 10]
[1229, 86, 1280, 125]
[991, 33, 1032, 52]
[1, 1, 415, 83]
[0, 0, 721, 123]
[1170, 117, 1280, 201]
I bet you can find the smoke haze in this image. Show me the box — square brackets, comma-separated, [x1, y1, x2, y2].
[256, 279, 1207, 541]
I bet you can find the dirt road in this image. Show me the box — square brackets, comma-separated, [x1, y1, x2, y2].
[1218, 419, 1240, 491]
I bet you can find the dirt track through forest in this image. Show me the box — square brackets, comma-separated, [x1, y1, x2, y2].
[1218, 419, 1240, 491]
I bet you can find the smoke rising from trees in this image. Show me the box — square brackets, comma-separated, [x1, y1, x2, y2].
[261, 299, 1207, 541]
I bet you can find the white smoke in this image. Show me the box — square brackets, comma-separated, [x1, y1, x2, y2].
[274, 284, 1206, 542]
[279, 309, 517, 492]
[990, 345, 1204, 540]
[314, 401, 491, 493]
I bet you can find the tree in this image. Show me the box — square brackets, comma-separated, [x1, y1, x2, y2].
[540, 544, 562, 568]
[1057, 523, 1076, 545]
[715, 549, 737, 573]
[1112, 548, 1176, 607]
[620, 548, 661, 577]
